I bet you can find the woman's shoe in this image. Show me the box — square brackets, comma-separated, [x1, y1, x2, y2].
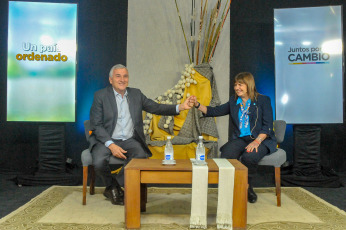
[248, 186, 257, 203]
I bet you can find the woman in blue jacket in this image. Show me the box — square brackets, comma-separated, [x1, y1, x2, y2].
[193, 72, 276, 203]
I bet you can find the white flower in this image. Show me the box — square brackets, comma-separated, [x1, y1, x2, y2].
[166, 119, 170, 124]
[164, 92, 168, 96]
[187, 93, 190, 97]
[144, 130, 147, 135]
[148, 129, 152, 133]
[191, 70, 196, 74]
[175, 85, 179, 89]
[194, 80, 197, 84]
[181, 75, 185, 79]
[167, 116, 172, 120]
[177, 95, 181, 99]
[148, 113, 153, 119]
[182, 79, 186, 83]
[177, 100, 181, 104]
[186, 83, 190, 87]
[164, 124, 168, 128]
[171, 90, 175, 94]
[167, 89, 171, 94]
[181, 84, 185, 89]
[158, 96, 162, 101]
[169, 93, 173, 98]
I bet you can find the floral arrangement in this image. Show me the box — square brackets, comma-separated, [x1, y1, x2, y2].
[143, 0, 231, 137]
[143, 63, 196, 135]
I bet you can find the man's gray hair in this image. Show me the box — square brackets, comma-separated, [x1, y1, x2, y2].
[109, 64, 128, 78]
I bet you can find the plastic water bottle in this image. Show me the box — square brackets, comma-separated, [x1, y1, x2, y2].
[196, 136, 205, 164]
[164, 136, 174, 161]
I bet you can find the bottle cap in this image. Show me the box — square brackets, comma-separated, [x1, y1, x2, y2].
[167, 136, 171, 139]
[199, 136, 203, 139]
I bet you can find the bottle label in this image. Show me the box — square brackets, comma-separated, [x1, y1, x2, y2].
[200, 155, 205, 161]
[165, 154, 172, 160]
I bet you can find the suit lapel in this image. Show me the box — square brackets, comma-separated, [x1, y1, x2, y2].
[231, 100, 240, 129]
[248, 100, 256, 123]
[106, 86, 118, 127]
[126, 88, 136, 123]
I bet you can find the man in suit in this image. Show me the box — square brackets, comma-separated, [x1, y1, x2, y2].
[89, 64, 194, 205]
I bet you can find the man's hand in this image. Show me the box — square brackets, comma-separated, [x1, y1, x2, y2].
[190, 95, 198, 107]
[179, 96, 196, 111]
[108, 143, 127, 159]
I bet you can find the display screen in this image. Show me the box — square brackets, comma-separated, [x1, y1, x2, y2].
[274, 6, 343, 124]
[7, 1, 77, 122]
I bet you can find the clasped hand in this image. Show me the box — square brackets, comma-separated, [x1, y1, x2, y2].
[179, 95, 198, 110]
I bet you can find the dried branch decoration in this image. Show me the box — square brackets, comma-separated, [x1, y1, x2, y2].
[175, 0, 231, 64]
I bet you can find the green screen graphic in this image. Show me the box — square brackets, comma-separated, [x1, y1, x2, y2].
[7, 1, 77, 122]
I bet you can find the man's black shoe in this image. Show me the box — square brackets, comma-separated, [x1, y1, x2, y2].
[248, 186, 257, 203]
[103, 187, 124, 205]
[117, 186, 124, 198]
[112, 178, 124, 198]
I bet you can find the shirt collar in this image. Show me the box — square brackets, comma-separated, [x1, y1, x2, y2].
[113, 88, 128, 98]
[236, 97, 251, 105]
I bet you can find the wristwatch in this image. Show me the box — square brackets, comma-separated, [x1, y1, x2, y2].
[195, 102, 201, 109]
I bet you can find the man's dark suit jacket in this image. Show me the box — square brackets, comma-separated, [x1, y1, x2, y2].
[89, 86, 178, 157]
[205, 94, 277, 153]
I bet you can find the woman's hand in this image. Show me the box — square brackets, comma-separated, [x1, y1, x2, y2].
[246, 134, 267, 153]
[245, 141, 260, 153]
[190, 95, 199, 107]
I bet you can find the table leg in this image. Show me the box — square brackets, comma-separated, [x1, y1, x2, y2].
[232, 168, 248, 229]
[140, 183, 147, 212]
[125, 168, 141, 229]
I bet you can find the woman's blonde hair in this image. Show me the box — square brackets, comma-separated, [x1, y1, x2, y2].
[234, 72, 259, 101]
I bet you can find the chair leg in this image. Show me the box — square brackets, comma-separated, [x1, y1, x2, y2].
[82, 166, 88, 205]
[275, 167, 281, 207]
[89, 165, 95, 195]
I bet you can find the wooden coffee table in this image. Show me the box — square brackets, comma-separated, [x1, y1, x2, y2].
[124, 159, 248, 229]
